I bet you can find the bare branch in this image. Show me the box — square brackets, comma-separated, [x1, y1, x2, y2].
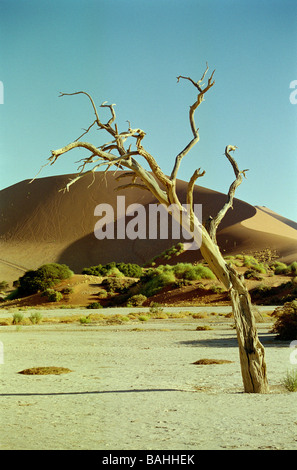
[59, 91, 101, 125]
[74, 120, 97, 142]
[100, 101, 116, 126]
[176, 61, 211, 92]
[171, 64, 215, 183]
[186, 168, 205, 231]
[206, 145, 248, 241]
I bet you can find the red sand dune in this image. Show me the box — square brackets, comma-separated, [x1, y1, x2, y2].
[0, 172, 296, 283]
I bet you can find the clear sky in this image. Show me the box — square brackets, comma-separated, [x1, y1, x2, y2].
[1, 0, 297, 221]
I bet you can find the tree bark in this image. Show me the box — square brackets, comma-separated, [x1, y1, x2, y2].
[229, 273, 269, 393]
[199, 226, 269, 393]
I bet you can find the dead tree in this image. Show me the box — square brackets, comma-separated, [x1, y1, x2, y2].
[34, 64, 269, 393]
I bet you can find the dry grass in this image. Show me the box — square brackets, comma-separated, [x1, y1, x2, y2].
[192, 358, 234, 365]
[18, 366, 72, 375]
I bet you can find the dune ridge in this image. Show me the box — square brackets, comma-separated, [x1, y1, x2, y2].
[0, 172, 296, 282]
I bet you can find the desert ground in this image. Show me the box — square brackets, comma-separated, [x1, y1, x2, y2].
[1, 307, 296, 450]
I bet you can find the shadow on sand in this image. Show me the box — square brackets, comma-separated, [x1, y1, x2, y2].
[0, 388, 186, 397]
[177, 332, 290, 349]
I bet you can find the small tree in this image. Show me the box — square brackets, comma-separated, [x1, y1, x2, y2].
[33, 64, 269, 393]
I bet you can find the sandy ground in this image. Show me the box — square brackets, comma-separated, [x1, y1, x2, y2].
[0, 311, 297, 450]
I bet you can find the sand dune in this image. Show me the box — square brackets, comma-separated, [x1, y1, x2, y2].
[0, 172, 296, 282]
[255, 206, 297, 231]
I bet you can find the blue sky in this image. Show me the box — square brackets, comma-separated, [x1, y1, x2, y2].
[1, 0, 297, 221]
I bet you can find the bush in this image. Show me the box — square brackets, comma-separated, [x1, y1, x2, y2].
[86, 302, 103, 309]
[244, 269, 263, 280]
[282, 369, 297, 392]
[82, 262, 143, 278]
[44, 289, 63, 302]
[271, 261, 297, 275]
[289, 262, 297, 274]
[271, 300, 297, 340]
[138, 315, 149, 322]
[79, 316, 92, 324]
[18, 263, 73, 296]
[138, 263, 214, 298]
[12, 312, 24, 324]
[149, 302, 164, 314]
[126, 294, 147, 307]
[140, 270, 176, 298]
[273, 261, 289, 275]
[61, 287, 74, 294]
[243, 256, 266, 273]
[172, 263, 215, 280]
[115, 263, 143, 278]
[82, 264, 105, 276]
[29, 312, 42, 324]
[101, 277, 131, 293]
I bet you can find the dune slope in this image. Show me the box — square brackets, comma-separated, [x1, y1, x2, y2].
[0, 172, 296, 282]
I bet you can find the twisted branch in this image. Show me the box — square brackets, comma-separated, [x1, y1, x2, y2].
[206, 145, 249, 241]
[186, 168, 206, 231]
[172, 63, 215, 182]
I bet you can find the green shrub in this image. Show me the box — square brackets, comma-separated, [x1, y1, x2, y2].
[82, 262, 143, 278]
[29, 312, 42, 324]
[282, 369, 297, 392]
[185, 265, 215, 280]
[271, 300, 297, 340]
[12, 312, 24, 324]
[243, 256, 266, 273]
[172, 263, 215, 280]
[273, 262, 289, 275]
[244, 269, 263, 280]
[289, 262, 297, 274]
[98, 289, 108, 298]
[139, 263, 214, 298]
[82, 264, 104, 276]
[79, 316, 92, 324]
[86, 302, 103, 309]
[44, 289, 63, 302]
[18, 263, 73, 296]
[101, 277, 136, 293]
[149, 302, 164, 314]
[115, 263, 143, 278]
[140, 270, 176, 298]
[61, 287, 74, 294]
[209, 284, 225, 293]
[126, 294, 147, 307]
[106, 267, 124, 277]
[138, 315, 149, 322]
[172, 279, 192, 289]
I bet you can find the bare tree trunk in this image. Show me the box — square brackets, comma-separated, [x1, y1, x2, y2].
[198, 226, 269, 393]
[33, 64, 269, 393]
[229, 273, 269, 393]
